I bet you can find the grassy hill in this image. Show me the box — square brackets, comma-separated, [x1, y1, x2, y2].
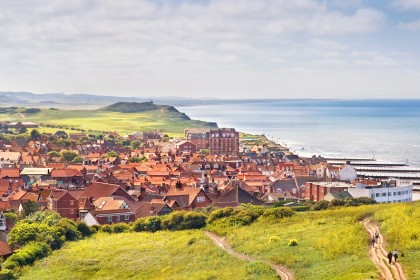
[20, 202, 420, 280]
[0, 105, 217, 136]
[19, 231, 278, 280]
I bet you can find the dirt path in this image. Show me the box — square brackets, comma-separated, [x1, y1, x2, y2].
[361, 219, 407, 280]
[204, 231, 294, 280]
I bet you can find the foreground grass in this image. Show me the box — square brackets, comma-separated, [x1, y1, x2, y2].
[0, 108, 214, 136]
[20, 230, 278, 280]
[224, 207, 379, 280]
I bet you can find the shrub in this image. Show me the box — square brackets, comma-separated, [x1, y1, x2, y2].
[57, 218, 80, 241]
[132, 219, 146, 232]
[261, 207, 294, 220]
[144, 217, 161, 233]
[162, 211, 207, 231]
[111, 223, 130, 233]
[99, 225, 113, 234]
[0, 269, 17, 280]
[288, 239, 298, 246]
[76, 222, 95, 237]
[3, 242, 51, 270]
[311, 200, 329, 211]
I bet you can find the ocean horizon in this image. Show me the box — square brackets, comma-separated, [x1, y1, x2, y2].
[178, 99, 420, 167]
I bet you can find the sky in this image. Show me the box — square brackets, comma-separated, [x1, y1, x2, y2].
[1, 0, 420, 99]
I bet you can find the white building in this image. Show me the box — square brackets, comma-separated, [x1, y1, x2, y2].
[348, 179, 413, 203]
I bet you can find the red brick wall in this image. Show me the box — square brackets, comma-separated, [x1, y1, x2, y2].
[53, 193, 79, 220]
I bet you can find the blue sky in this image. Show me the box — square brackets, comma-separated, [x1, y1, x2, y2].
[0, 0, 420, 99]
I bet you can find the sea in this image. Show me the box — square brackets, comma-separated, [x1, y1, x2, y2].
[178, 99, 420, 167]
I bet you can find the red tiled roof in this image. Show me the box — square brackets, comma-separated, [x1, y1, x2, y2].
[0, 240, 12, 256]
[0, 169, 20, 178]
[51, 169, 83, 178]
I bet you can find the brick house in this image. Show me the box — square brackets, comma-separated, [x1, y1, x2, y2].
[305, 181, 352, 202]
[176, 140, 197, 154]
[184, 128, 209, 150]
[47, 190, 79, 220]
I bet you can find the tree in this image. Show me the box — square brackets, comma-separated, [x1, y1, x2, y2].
[131, 140, 141, 149]
[71, 156, 84, 164]
[19, 127, 28, 134]
[61, 150, 78, 162]
[106, 151, 120, 158]
[22, 201, 40, 217]
[30, 129, 41, 141]
[47, 151, 60, 159]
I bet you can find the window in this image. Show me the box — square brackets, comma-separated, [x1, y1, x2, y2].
[375, 193, 380, 197]
[70, 209, 74, 214]
[196, 196, 205, 202]
[381, 193, 387, 197]
[125, 215, 129, 220]
[116, 216, 120, 222]
[107, 216, 112, 222]
[70, 200, 74, 206]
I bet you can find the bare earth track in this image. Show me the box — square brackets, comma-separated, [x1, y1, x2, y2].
[205, 231, 294, 280]
[362, 219, 407, 280]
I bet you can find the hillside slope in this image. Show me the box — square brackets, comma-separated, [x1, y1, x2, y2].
[20, 231, 278, 280]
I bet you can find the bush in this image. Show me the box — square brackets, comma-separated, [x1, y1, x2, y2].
[57, 218, 80, 241]
[261, 207, 294, 220]
[3, 242, 51, 270]
[111, 223, 130, 233]
[162, 211, 206, 231]
[132, 219, 146, 232]
[144, 217, 161, 233]
[0, 269, 17, 280]
[76, 222, 95, 237]
[311, 200, 329, 211]
[288, 239, 298, 246]
[99, 225, 113, 234]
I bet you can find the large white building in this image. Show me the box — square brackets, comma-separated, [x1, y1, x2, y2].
[348, 179, 413, 203]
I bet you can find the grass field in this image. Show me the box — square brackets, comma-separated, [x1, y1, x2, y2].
[20, 202, 420, 280]
[19, 230, 278, 280]
[0, 108, 215, 137]
[221, 202, 420, 280]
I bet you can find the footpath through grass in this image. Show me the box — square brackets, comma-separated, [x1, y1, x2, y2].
[20, 230, 278, 280]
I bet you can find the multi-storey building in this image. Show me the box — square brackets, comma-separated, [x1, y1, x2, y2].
[209, 128, 239, 155]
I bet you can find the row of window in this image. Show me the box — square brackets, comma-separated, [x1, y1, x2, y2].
[107, 215, 130, 222]
[374, 190, 411, 197]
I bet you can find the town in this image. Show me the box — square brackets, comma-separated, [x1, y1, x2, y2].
[0, 121, 416, 260]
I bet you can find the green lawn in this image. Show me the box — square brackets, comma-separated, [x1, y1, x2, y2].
[0, 108, 214, 137]
[20, 231, 278, 280]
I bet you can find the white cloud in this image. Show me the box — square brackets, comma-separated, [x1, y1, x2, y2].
[0, 0, 416, 99]
[393, 0, 420, 10]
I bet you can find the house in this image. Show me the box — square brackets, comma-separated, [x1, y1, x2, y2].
[83, 197, 135, 225]
[0, 240, 13, 259]
[80, 182, 135, 202]
[127, 200, 173, 219]
[176, 140, 197, 154]
[47, 190, 79, 220]
[54, 131, 68, 139]
[164, 187, 212, 210]
[305, 181, 353, 202]
[212, 185, 264, 207]
[50, 169, 84, 187]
